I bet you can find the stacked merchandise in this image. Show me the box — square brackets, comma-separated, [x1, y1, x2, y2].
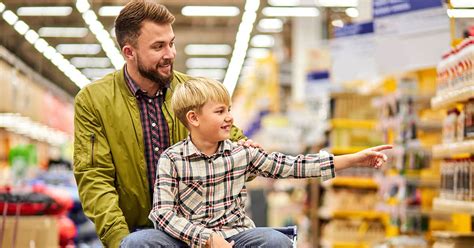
[373, 71, 443, 246]
[315, 92, 387, 247]
[431, 37, 474, 248]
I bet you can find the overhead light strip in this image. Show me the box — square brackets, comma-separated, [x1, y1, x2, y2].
[450, 0, 474, 8]
[447, 8, 474, 18]
[223, 0, 260, 96]
[182, 6, 240, 16]
[0, 2, 90, 88]
[75, 0, 124, 69]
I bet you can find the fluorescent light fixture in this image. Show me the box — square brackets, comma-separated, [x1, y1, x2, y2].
[345, 7, 359, 18]
[182, 6, 240, 16]
[223, 0, 259, 95]
[42, 46, 57, 59]
[258, 18, 283, 32]
[3, 10, 18, 25]
[262, 7, 319, 17]
[316, 0, 358, 7]
[447, 8, 474, 18]
[17, 6, 73, 16]
[451, 0, 474, 8]
[34, 38, 49, 53]
[185, 44, 232, 55]
[268, 0, 300, 6]
[186, 69, 226, 80]
[110, 27, 116, 37]
[13, 20, 29, 35]
[98, 6, 123, 16]
[247, 48, 270, 58]
[71, 57, 111, 68]
[56, 44, 102, 55]
[81, 68, 115, 78]
[251, 35, 275, 47]
[75, 1, 124, 69]
[186, 58, 229, 69]
[332, 19, 344, 27]
[39, 27, 88, 37]
[24, 30, 39, 44]
[0, 3, 6, 13]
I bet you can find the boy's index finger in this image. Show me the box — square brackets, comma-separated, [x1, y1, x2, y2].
[370, 144, 393, 152]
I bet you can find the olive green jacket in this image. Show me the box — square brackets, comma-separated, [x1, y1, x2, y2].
[73, 69, 245, 247]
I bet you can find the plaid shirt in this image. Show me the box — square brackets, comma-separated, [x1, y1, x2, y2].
[124, 67, 170, 195]
[149, 137, 335, 247]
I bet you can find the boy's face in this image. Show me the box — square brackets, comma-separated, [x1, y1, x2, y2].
[196, 101, 233, 142]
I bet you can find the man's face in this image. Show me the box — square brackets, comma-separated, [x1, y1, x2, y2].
[131, 21, 176, 86]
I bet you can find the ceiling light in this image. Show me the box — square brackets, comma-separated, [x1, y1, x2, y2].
[447, 9, 474, 18]
[268, 0, 300, 6]
[13, 20, 29, 35]
[186, 58, 229, 69]
[56, 44, 102, 55]
[42, 46, 57, 59]
[3, 10, 18, 25]
[258, 18, 283, 32]
[316, 0, 358, 7]
[223, 0, 259, 95]
[81, 68, 115, 78]
[247, 48, 270, 58]
[182, 6, 240, 16]
[17, 6, 73, 16]
[451, 0, 474, 8]
[76, 0, 90, 13]
[34, 38, 48, 53]
[0, 3, 5, 13]
[262, 7, 319, 17]
[24, 30, 39, 44]
[332, 19, 344, 27]
[185, 44, 232, 55]
[251, 35, 275, 47]
[345, 7, 359, 18]
[71, 57, 111, 68]
[186, 69, 226, 80]
[98, 6, 123, 16]
[39, 27, 88, 37]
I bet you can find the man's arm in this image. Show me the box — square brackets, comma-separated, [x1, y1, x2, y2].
[149, 154, 215, 248]
[73, 91, 129, 248]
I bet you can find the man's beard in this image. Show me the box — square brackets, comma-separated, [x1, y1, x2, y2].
[137, 55, 174, 88]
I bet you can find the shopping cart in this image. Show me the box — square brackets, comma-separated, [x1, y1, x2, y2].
[273, 225, 298, 248]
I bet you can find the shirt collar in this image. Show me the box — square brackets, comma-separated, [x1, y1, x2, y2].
[123, 65, 170, 97]
[182, 136, 233, 158]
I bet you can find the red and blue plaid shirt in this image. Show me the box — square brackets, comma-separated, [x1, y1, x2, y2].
[124, 67, 170, 196]
[149, 137, 335, 247]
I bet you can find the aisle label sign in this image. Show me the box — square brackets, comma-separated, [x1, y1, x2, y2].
[374, 0, 443, 18]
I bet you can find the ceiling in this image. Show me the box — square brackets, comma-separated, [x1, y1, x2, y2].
[0, 0, 260, 96]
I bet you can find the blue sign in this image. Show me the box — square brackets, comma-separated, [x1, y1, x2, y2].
[307, 71, 329, 81]
[334, 22, 374, 38]
[373, 0, 443, 18]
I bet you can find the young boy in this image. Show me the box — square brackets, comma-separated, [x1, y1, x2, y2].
[148, 77, 391, 248]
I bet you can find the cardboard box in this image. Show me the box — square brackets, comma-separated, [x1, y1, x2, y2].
[1, 215, 58, 248]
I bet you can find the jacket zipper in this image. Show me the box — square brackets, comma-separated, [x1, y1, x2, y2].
[90, 133, 96, 167]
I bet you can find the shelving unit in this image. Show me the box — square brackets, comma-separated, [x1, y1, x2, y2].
[431, 85, 474, 110]
[432, 140, 474, 158]
[432, 198, 474, 215]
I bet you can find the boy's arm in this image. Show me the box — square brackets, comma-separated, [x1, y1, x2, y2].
[334, 145, 392, 171]
[247, 148, 335, 181]
[149, 154, 214, 248]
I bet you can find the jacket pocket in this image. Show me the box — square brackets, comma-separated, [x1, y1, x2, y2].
[90, 133, 96, 167]
[179, 180, 204, 216]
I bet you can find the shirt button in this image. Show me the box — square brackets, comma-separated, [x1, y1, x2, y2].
[151, 123, 156, 127]
[154, 147, 159, 152]
[148, 99, 152, 103]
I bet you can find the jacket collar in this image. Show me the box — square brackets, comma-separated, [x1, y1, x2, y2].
[182, 136, 232, 158]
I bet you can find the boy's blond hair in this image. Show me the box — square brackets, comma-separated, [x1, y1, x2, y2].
[172, 77, 231, 128]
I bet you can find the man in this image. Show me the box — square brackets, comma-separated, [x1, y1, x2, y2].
[73, 1, 254, 247]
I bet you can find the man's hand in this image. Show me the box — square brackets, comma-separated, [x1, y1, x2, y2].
[237, 139, 262, 149]
[206, 233, 234, 248]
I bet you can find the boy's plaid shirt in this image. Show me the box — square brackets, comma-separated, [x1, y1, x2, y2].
[149, 137, 335, 247]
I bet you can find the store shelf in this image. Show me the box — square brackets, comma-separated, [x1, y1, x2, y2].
[320, 240, 370, 248]
[324, 177, 378, 189]
[330, 146, 370, 155]
[431, 85, 474, 110]
[432, 231, 474, 238]
[432, 198, 474, 215]
[319, 209, 387, 220]
[432, 140, 474, 158]
[330, 119, 377, 129]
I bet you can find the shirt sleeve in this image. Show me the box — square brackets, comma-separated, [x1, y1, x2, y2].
[246, 148, 335, 181]
[149, 153, 214, 248]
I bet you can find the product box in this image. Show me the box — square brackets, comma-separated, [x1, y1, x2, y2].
[0, 216, 58, 247]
